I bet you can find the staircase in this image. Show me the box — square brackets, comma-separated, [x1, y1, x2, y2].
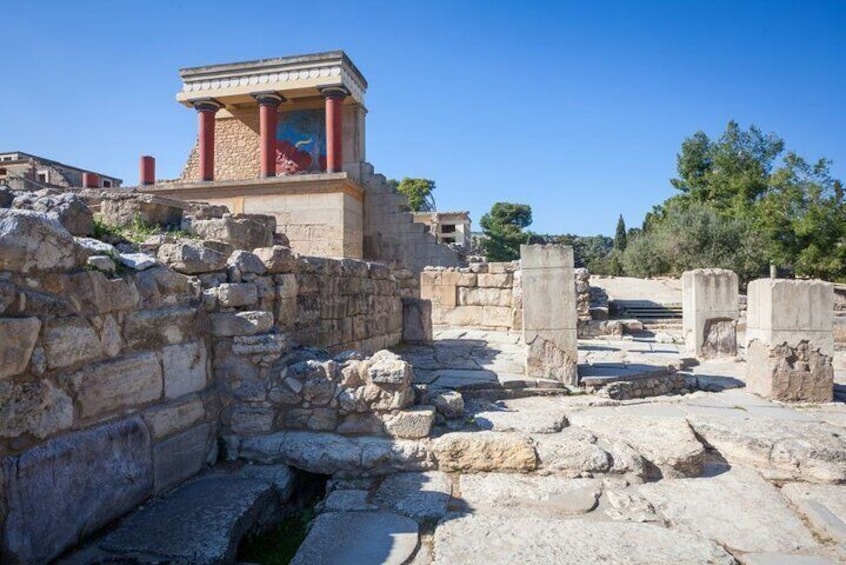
[613, 300, 683, 331]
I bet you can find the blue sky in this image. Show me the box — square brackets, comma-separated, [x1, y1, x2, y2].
[3, 1, 844, 236]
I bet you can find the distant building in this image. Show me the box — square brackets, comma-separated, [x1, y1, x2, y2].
[412, 211, 471, 252]
[0, 151, 122, 191]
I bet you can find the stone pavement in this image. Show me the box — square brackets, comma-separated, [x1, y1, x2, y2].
[359, 329, 846, 564]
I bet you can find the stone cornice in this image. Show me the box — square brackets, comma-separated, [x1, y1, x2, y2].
[176, 51, 367, 106]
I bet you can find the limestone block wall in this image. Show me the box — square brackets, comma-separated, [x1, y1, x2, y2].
[0, 265, 216, 563]
[0, 205, 404, 562]
[421, 262, 521, 331]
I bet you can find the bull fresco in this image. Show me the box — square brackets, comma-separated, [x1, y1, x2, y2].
[276, 109, 327, 174]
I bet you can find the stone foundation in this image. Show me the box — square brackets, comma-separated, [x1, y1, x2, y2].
[584, 374, 688, 400]
[746, 340, 834, 402]
[745, 279, 833, 402]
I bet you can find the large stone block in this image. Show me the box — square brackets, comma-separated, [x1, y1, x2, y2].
[185, 214, 275, 251]
[401, 297, 432, 345]
[520, 245, 578, 385]
[101, 194, 183, 228]
[72, 352, 163, 418]
[162, 341, 209, 399]
[210, 311, 274, 337]
[0, 379, 73, 440]
[157, 241, 228, 274]
[2, 417, 153, 564]
[0, 317, 40, 379]
[682, 269, 739, 358]
[458, 287, 512, 307]
[0, 209, 79, 273]
[153, 422, 211, 493]
[143, 396, 206, 439]
[43, 316, 102, 369]
[65, 270, 139, 315]
[747, 279, 834, 353]
[123, 306, 197, 349]
[745, 279, 834, 402]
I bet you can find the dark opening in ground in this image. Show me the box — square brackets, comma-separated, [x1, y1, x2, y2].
[238, 471, 329, 565]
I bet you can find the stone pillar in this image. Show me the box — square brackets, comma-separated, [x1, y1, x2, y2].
[746, 279, 834, 402]
[321, 87, 348, 173]
[682, 268, 739, 358]
[253, 92, 284, 178]
[139, 156, 155, 186]
[81, 172, 99, 188]
[402, 297, 433, 345]
[521, 244, 578, 385]
[194, 100, 222, 181]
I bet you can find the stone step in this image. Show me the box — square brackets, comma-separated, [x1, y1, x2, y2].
[61, 466, 295, 564]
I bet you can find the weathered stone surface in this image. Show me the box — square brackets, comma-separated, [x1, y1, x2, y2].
[0, 209, 79, 273]
[782, 482, 846, 545]
[86, 254, 116, 274]
[431, 389, 464, 419]
[118, 251, 158, 271]
[321, 489, 378, 512]
[235, 431, 435, 476]
[291, 511, 419, 565]
[532, 427, 614, 475]
[686, 413, 846, 483]
[2, 417, 153, 564]
[43, 316, 102, 369]
[16, 192, 93, 236]
[123, 306, 197, 349]
[65, 270, 139, 314]
[368, 350, 413, 385]
[741, 554, 840, 565]
[0, 379, 73, 439]
[402, 297, 433, 345]
[637, 467, 819, 554]
[521, 245, 578, 385]
[96, 474, 277, 563]
[217, 282, 258, 307]
[162, 340, 208, 399]
[747, 340, 834, 402]
[0, 316, 40, 379]
[383, 406, 436, 439]
[433, 515, 735, 565]
[227, 249, 266, 276]
[254, 245, 298, 274]
[682, 268, 739, 358]
[372, 471, 452, 522]
[101, 193, 183, 228]
[157, 241, 228, 274]
[459, 474, 601, 515]
[153, 423, 211, 493]
[70, 352, 163, 418]
[469, 397, 569, 434]
[210, 310, 274, 336]
[432, 431, 537, 473]
[569, 408, 705, 478]
[185, 214, 275, 250]
[143, 396, 206, 439]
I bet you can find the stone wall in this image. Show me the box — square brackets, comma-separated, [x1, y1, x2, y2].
[421, 262, 521, 331]
[359, 163, 463, 275]
[0, 202, 405, 562]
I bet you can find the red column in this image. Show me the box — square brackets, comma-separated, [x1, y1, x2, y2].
[194, 100, 221, 181]
[254, 92, 284, 178]
[140, 155, 155, 186]
[82, 172, 99, 188]
[321, 87, 348, 173]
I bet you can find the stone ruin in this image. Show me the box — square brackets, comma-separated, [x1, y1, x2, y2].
[1, 186, 844, 563]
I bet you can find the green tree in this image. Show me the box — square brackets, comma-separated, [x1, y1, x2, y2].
[479, 202, 533, 262]
[614, 214, 627, 252]
[390, 178, 436, 212]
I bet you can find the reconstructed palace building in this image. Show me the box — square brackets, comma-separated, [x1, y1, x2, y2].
[140, 51, 461, 273]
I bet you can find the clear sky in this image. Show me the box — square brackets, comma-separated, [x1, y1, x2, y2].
[3, 1, 844, 236]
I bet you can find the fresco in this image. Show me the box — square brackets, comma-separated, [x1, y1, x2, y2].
[276, 109, 327, 174]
